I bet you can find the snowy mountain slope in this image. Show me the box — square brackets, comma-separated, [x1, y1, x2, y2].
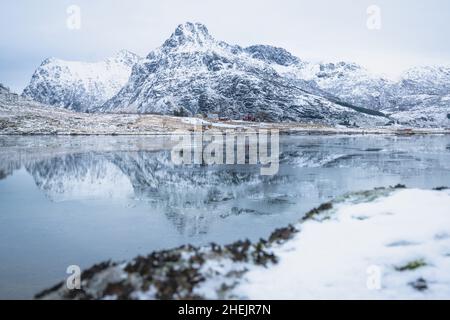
[270, 58, 394, 111]
[100, 22, 388, 125]
[244, 45, 302, 67]
[22, 50, 141, 112]
[396, 66, 450, 97]
[0, 83, 8, 95]
[261, 46, 449, 125]
[388, 96, 450, 127]
[273, 59, 450, 127]
[380, 66, 450, 127]
[0, 83, 19, 102]
[385, 66, 450, 110]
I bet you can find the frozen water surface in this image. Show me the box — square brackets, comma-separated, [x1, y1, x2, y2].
[0, 134, 449, 298]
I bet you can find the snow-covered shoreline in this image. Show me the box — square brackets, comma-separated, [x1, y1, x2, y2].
[36, 186, 450, 300]
[237, 187, 450, 299]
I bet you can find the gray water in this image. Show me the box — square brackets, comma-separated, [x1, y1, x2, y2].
[1, 134, 450, 299]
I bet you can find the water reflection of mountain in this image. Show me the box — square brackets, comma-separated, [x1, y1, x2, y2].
[24, 151, 280, 201]
[25, 153, 135, 201]
[5, 137, 449, 204]
[22, 151, 293, 237]
[12, 148, 347, 236]
[0, 162, 20, 180]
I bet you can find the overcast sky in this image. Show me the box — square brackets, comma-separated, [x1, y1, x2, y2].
[1, 0, 450, 92]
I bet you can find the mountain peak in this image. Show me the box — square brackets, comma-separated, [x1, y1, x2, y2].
[109, 50, 141, 66]
[23, 50, 140, 112]
[113, 49, 136, 59]
[162, 22, 214, 50]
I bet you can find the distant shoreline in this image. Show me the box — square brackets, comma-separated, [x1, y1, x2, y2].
[1, 99, 449, 136]
[1, 126, 449, 136]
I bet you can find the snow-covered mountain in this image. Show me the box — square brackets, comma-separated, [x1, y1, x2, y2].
[382, 66, 450, 127]
[396, 66, 450, 97]
[0, 83, 8, 95]
[274, 61, 394, 112]
[0, 83, 19, 101]
[278, 58, 450, 127]
[20, 22, 449, 127]
[23, 50, 141, 112]
[99, 22, 387, 125]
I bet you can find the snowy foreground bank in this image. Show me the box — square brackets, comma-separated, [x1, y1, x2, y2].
[36, 187, 450, 300]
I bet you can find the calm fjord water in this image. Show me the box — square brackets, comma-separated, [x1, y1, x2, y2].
[1, 134, 450, 299]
